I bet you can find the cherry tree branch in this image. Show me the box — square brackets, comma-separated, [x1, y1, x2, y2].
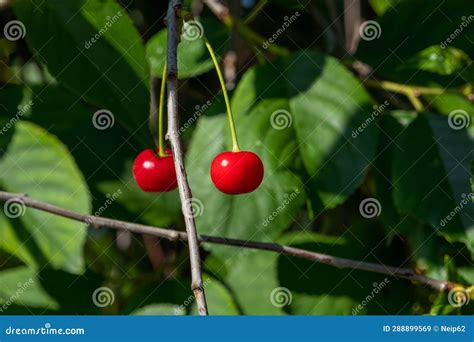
[0, 191, 462, 294]
[166, 0, 208, 315]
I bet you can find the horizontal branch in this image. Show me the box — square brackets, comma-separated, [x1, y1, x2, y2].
[0, 191, 461, 293]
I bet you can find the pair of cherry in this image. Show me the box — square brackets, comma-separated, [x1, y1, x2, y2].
[133, 149, 264, 194]
[133, 31, 264, 195]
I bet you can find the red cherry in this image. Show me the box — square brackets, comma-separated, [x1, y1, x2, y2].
[133, 148, 177, 192]
[210, 151, 264, 194]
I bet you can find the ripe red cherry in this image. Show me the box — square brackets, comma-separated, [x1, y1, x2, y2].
[210, 151, 264, 194]
[133, 148, 177, 192]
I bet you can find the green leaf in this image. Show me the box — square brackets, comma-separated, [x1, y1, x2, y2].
[373, 112, 413, 238]
[402, 46, 472, 76]
[132, 304, 185, 315]
[0, 267, 58, 311]
[147, 29, 213, 79]
[458, 267, 474, 283]
[186, 103, 305, 260]
[191, 275, 240, 315]
[0, 121, 91, 273]
[368, 0, 402, 16]
[222, 224, 414, 315]
[357, 0, 474, 83]
[146, 17, 227, 79]
[224, 250, 284, 315]
[392, 114, 474, 253]
[278, 228, 415, 315]
[28, 86, 140, 184]
[0, 212, 35, 267]
[14, 0, 151, 146]
[232, 51, 376, 208]
[426, 93, 474, 137]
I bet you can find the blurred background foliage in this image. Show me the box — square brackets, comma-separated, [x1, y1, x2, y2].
[0, 0, 473, 315]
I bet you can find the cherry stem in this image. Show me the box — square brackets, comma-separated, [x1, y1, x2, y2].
[158, 62, 167, 157]
[204, 38, 241, 152]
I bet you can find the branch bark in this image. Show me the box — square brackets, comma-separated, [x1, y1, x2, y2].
[0, 191, 462, 294]
[166, 0, 208, 315]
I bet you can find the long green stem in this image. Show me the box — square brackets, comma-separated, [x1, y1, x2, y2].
[158, 62, 167, 157]
[205, 39, 241, 152]
[365, 80, 448, 112]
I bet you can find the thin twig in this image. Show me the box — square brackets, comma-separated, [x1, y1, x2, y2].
[166, 0, 209, 315]
[0, 191, 465, 294]
[343, 0, 361, 53]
